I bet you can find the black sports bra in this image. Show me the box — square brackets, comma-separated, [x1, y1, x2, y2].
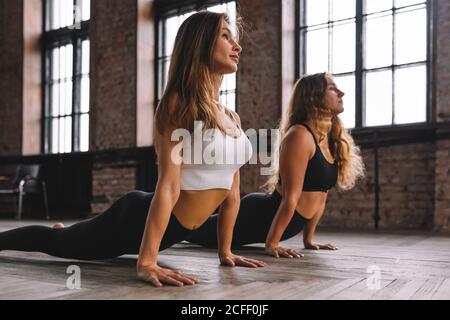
[279, 123, 338, 192]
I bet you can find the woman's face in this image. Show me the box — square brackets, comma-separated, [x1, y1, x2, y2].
[323, 75, 345, 115]
[212, 19, 242, 74]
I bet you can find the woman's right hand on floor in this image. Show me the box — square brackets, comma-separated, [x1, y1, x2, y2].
[304, 242, 338, 250]
[264, 244, 304, 258]
[137, 264, 199, 287]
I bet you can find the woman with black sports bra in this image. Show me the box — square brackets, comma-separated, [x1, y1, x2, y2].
[0, 11, 266, 287]
[188, 72, 365, 258]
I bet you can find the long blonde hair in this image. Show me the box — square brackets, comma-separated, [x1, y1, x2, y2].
[262, 73, 365, 192]
[154, 11, 240, 135]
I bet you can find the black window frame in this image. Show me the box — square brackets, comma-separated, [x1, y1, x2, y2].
[296, 0, 434, 132]
[42, 0, 91, 154]
[154, 0, 239, 113]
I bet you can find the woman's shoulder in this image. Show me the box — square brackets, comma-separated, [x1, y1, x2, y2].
[286, 124, 314, 141]
[282, 124, 316, 154]
[223, 106, 241, 127]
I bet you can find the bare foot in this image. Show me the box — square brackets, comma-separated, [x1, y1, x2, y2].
[52, 223, 65, 229]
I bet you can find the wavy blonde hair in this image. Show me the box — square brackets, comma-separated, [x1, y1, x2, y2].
[154, 11, 241, 135]
[262, 73, 365, 193]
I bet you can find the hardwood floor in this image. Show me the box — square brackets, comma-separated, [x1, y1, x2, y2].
[1, 220, 449, 300]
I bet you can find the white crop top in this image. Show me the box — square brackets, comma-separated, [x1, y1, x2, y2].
[179, 126, 253, 190]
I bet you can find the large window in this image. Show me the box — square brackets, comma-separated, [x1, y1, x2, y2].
[157, 1, 237, 111]
[298, 0, 430, 128]
[43, 0, 91, 154]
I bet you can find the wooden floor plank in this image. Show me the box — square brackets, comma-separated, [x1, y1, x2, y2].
[1, 219, 450, 300]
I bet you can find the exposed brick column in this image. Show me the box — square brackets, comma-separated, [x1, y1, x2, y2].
[324, 150, 376, 229]
[89, 0, 156, 214]
[237, 0, 284, 194]
[90, 0, 138, 151]
[0, 0, 23, 156]
[22, 0, 42, 155]
[91, 160, 137, 214]
[433, 0, 450, 232]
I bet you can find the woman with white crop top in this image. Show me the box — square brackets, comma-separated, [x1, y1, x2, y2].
[0, 11, 265, 287]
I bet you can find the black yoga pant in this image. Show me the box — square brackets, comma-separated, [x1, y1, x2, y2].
[0, 191, 193, 260]
[186, 190, 311, 249]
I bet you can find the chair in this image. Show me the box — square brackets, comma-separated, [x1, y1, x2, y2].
[0, 164, 50, 220]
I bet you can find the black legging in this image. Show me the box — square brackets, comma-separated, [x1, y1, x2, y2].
[186, 190, 311, 249]
[0, 191, 193, 260]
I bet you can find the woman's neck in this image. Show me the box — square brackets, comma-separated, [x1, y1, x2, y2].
[306, 116, 333, 141]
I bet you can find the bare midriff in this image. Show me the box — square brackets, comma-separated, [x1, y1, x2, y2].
[275, 184, 327, 220]
[172, 189, 230, 230]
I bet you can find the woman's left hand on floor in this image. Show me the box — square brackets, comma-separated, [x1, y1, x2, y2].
[304, 242, 338, 250]
[219, 253, 267, 268]
[264, 244, 304, 258]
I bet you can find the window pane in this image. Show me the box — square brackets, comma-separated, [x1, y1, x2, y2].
[365, 14, 392, 69]
[59, 117, 65, 152]
[51, 83, 60, 116]
[80, 77, 90, 113]
[52, 0, 61, 30]
[306, 27, 329, 74]
[61, 0, 74, 28]
[365, 0, 392, 14]
[52, 119, 59, 153]
[80, 114, 89, 152]
[44, 119, 51, 153]
[207, 4, 225, 13]
[226, 2, 237, 37]
[59, 81, 65, 116]
[394, 65, 426, 124]
[81, 40, 90, 75]
[59, 45, 66, 79]
[226, 73, 236, 92]
[365, 70, 392, 126]
[334, 75, 355, 128]
[159, 58, 170, 96]
[59, 45, 73, 79]
[65, 81, 73, 115]
[332, 22, 355, 73]
[306, 0, 329, 25]
[331, 0, 355, 21]
[44, 84, 51, 116]
[395, 8, 426, 65]
[220, 92, 236, 112]
[395, 0, 425, 8]
[65, 44, 73, 78]
[81, 0, 90, 21]
[164, 16, 180, 56]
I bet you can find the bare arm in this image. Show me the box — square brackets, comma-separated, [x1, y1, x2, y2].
[303, 204, 338, 250]
[217, 171, 266, 268]
[216, 109, 266, 267]
[265, 126, 314, 258]
[136, 127, 198, 287]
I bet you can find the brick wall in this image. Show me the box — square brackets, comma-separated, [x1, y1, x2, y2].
[0, 0, 22, 156]
[89, 0, 142, 212]
[435, 138, 450, 232]
[237, 0, 283, 194]
[433, 0, 450, 232]
[436, 0, 450, 122]
[90, 0, 138, 151]
[91, 160, 137, 214]
[323, 149, 375, 229]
